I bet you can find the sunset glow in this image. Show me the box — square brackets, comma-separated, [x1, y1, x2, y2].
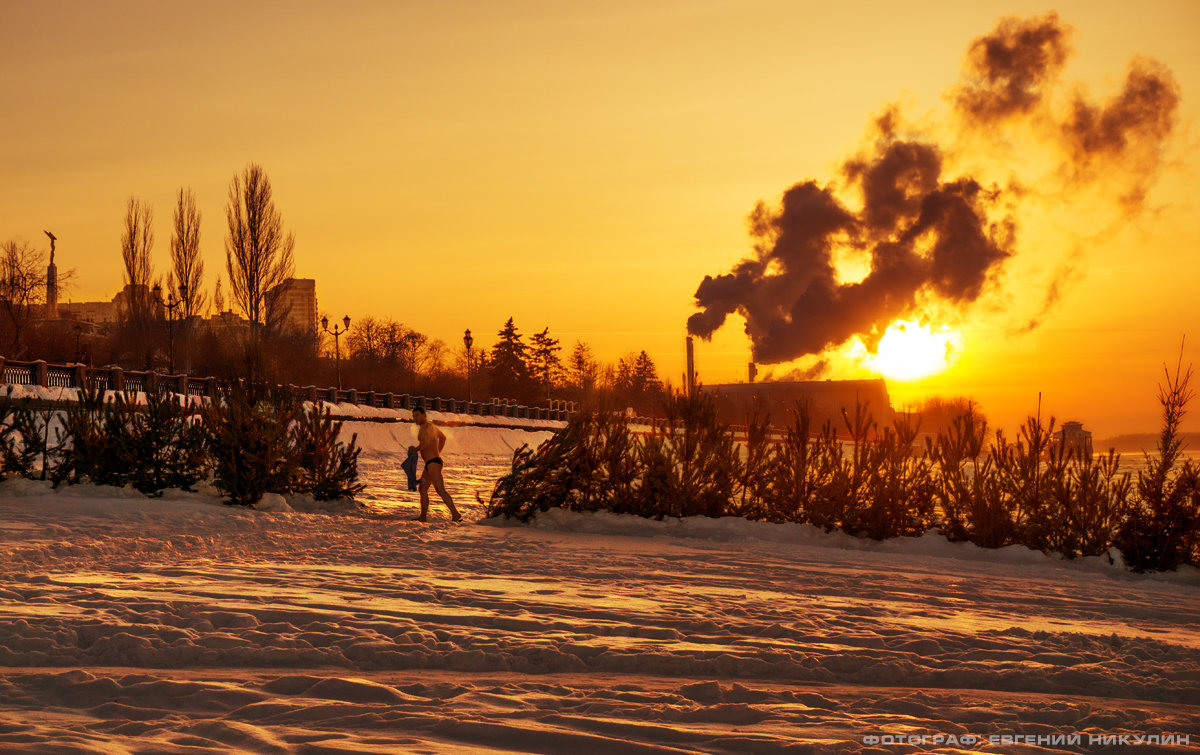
[0, 2, 1197, 434]
[868, 321, 962, 382]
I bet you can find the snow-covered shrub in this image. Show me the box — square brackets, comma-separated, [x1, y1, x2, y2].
[1056, 449, 1131, 558]
[1116, 357, 1200, 571]
[124, 386, 208, 495]
[931, 405, 1130, 558]
[930, 408, 1014, 548]
[846, 413, 936, 539]
[53, 385, 205, 494]
[639, 391, 738, 518]
[53, 385, 137, 487]
[0, 388, 38, 479]
[202, 383, 300, 507]
[290, 402, 365, 501]
[10, 405, 64, 482]
[767, 406, 849, 530]
[484, 404, 639, 521]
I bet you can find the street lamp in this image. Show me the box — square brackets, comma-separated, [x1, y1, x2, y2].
[463, 328, 474, 402]
[321, 314, 351, 390]
[73, 324, 82, 363]
[155, 283, 185, 374]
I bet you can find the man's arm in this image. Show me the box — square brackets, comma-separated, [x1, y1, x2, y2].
[437, 427, 447, 454]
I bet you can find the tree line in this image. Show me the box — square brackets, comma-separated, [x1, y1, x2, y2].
[343, 315, 667, 413]
[3, 164, 670, 410]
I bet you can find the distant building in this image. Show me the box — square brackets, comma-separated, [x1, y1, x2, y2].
[206, 309, 250, 332]
[1053, 421, 1093, 459]
[267, 278, 317, 336]
[701, 379, 894, 431]
[49, 277, 318, 339]
[56, 299, 118, 325]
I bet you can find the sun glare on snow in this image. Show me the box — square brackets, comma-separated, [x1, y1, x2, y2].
[868, 320, 962, 381]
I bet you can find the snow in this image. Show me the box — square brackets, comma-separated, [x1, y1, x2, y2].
[2, 422, 1198, 753]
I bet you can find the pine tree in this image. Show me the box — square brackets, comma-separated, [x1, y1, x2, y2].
[126, 386, 207, 495]
[614, 350, 663, 413]
[633, 351, 661, 393]
[530, 327, 562, 399]
[291, 403, 365, 501]
[202, 383, 300, 506]
[567, 340, 599, 396]
[489, 317, 533, 401]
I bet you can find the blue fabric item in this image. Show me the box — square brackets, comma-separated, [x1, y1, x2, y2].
[401, 447, 421, 491]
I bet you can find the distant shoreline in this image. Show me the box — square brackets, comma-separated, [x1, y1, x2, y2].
[1096, 432, 1200, 453]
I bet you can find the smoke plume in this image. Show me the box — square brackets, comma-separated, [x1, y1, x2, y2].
[689, 13, 1179, 365]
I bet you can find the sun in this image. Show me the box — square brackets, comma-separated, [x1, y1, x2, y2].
[868, 320, 962, 381]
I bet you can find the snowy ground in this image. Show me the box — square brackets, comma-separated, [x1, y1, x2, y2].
[1, 419, 1198, 753]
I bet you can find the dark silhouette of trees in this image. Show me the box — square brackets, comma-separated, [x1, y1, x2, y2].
[341, 316, 452, 393]
[614, 350, 663, 413]
[0, 239, 48, 356]
[171, 187, 205, 318]
[918, 396, 987, 436]
[224, 163, 295, 331]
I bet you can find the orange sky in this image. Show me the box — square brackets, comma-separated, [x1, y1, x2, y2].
[2, 0, 1198, 436]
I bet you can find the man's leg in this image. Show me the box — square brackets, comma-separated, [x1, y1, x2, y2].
[426, 465, 462, 521]
[417, 477, 431, 522]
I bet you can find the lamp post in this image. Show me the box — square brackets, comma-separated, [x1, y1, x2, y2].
[73, 324, 81, 363]
[463, 328, 474, 402]
[155, 283, 185, 374]
[321, 314, 351, 390]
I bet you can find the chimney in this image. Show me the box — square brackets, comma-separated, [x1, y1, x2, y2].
[685, 335, 696, 397]
[748, 362, 757, 383]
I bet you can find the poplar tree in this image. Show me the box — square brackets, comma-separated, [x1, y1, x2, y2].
[224, 163, 295, 330]
[120, 196, 154, 322]
[171, 187, 206, 317]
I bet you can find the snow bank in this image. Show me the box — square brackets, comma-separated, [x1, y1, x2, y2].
[3, 447, 1199, 752]
[346, 419, 555, 460]
[483, 507, 1200, 586]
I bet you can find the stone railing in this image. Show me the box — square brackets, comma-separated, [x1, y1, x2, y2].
[0, 357, 216, 399]
[0, 357, 577, 422]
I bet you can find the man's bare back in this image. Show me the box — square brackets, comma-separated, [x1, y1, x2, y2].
[411, 407, 462, 523]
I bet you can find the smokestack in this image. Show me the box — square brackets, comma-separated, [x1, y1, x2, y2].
[685, 335, 695, 397]
[748, 362, 757, 383]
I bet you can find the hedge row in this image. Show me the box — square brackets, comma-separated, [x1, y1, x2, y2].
[0, 382, 363, 506]
[485, 368, 1199, 573]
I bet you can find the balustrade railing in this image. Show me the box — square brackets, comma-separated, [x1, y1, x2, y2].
[0, 356, 582, 423]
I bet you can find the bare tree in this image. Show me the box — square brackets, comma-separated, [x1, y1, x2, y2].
[0, 239, 47, 356]
[224, 164, 295, 330]
[120, 196, 155, 321]
[171, 187, 206, 317]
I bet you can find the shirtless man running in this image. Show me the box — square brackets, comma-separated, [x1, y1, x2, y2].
[412, 407, 462, 522]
